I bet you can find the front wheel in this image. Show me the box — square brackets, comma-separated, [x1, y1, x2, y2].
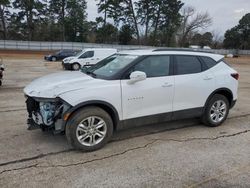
[202, 94, 229, 127]
[72, 63, 81, 71]
[66, 107, 113, 151]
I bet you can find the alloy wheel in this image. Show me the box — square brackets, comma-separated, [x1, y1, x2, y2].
[210, 100, 227, 123]
[76, 116, 107, 147]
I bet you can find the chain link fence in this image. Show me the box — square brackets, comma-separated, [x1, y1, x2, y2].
[0, 40, 250, 55]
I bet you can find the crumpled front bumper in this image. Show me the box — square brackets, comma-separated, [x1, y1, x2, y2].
[25, 96, 71, 133]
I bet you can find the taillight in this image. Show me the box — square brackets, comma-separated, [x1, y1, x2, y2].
[231, 73, 239, 80]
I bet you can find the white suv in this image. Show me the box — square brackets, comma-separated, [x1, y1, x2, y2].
[24, 49, 239, 151]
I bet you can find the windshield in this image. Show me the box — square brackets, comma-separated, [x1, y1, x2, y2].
[81, 54, 138, 78]
[75, 50, 84, 57]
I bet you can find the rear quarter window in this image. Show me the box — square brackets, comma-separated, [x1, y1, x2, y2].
[200, 56, 218, 69]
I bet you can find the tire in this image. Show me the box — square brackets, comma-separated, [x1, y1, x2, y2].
[51, 56, 57, 62]
[202, 94, 230, 127]
[66, 107, 113, 151]
[72, 63, 81, 71]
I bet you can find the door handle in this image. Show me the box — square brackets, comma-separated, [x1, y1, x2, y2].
[162, 83, 173, 88]
[203, 76, 213, 80]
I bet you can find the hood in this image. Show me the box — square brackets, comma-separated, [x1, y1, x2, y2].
[63, 56, 76, 63]
[24, 71, 95, 98]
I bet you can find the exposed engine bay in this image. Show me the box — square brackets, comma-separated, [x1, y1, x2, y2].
[26, 96, 71, 132]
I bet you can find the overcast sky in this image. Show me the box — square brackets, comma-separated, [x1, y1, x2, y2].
[86, 0, 250, 35]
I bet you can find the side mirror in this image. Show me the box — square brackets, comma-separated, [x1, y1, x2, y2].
[127, 71, 146, 84]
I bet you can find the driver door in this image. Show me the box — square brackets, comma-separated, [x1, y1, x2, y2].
[121, 55, 174, 121]
[79, 51, 95, 66]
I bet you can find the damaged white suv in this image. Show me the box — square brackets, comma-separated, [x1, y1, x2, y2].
[24, 49, 239, 151]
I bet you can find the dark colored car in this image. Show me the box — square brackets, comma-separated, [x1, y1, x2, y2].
[0, 64, 4, 86]
[44, 49, 79, 61]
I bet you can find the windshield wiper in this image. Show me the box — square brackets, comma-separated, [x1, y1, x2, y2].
[86, 71, 97, 78]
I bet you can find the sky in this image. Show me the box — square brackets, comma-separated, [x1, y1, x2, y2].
[86, 0, 250, 35]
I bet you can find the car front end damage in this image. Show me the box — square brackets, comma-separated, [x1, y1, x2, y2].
[25, 96, 71, 133]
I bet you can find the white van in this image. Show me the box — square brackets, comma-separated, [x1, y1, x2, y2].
[62, 48, 117, 70]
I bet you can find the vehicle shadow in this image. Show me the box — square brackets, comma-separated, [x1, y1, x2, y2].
[111, 118, 201, 142]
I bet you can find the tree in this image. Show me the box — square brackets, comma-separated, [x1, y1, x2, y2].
[178, 6, 212, 47]
[155, 0, 184, 46]
[224, 13, 250, 49]
[97, 0, 122, 26]
[12, 0, 46, 40]
[0, 0, 11, 39]
[96, 23, 118, 43]
[119, 24, 134, 44]
[238, 13, 250, 49]
[224, 27, 242, 49]
[191, 32, 213, 47]
[211, 30, 223, 49]
[49, 0, 67, 41]
[64, 0, 88, 42]
[97, 0, 183, 45]
[97, 0, 140, 43]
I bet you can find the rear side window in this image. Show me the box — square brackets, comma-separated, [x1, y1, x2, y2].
[133, 56, 170, 78]
[175, 55, 202, 75]
[200, 56, 217, 69]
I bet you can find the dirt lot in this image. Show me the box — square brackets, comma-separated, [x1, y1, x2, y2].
[0, 52, 250, 188]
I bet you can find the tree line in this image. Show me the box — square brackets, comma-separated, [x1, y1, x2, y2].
[0, 0, 249, 49]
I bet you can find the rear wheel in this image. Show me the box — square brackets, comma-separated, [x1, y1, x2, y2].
[66, 107, 113, 151]
[72, 63, 81, 71]
[202, 94, 229, 127]
[51, 56, 57, 61]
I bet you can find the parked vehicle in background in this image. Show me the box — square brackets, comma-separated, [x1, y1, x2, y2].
[62, 48, 117, 70]
[44, 49, 79, 62]
[24, 49, 239, 151]
[0, 63, 4, 86]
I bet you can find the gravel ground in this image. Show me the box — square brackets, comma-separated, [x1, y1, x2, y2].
[0, 53, 249, 188]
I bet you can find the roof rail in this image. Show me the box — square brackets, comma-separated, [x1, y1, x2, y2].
[153, 48, 213, 53]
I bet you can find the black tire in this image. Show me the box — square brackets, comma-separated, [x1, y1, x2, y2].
[202, 94, 230, 127]
[71, 63, 81, 71]
[66, 107, 113, 151]
[51, 56, 57, 62]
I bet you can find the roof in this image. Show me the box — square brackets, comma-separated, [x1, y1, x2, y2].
[118, 49, 224, 62]
[83, 48, 117, 51]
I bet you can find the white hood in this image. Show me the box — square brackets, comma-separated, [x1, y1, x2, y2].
[24, 71, 95, 98]
[63, 56, 76, 62]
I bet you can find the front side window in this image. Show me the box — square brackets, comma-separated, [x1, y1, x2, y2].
[80, 51, 94, 59]
[175, 55, 202, 75]
[131, 56, 171, 78]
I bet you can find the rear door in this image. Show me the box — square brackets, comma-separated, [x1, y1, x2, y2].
[173, 55, 215, 112]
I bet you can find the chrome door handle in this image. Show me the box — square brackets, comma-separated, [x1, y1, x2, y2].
[162, 83, 173, 87]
